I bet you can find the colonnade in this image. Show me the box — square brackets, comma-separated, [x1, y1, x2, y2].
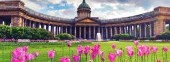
[112, 23, 154, 39]
[0, 16, 168, 39]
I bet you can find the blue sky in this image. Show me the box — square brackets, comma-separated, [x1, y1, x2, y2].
[22, 0, 170, 19]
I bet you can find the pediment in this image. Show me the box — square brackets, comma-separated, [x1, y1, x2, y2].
[79, 19, 95, 23]
[76, 18, 99, 23]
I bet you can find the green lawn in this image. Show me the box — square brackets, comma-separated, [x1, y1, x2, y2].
[0, 41, 169, 62]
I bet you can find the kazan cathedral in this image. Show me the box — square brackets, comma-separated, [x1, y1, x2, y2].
[0, 0, 170, 39]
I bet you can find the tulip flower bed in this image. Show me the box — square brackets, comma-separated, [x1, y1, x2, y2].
[0, 41, 169, 62]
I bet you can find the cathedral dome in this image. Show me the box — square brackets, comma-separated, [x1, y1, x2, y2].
[78, 0, 90, 9]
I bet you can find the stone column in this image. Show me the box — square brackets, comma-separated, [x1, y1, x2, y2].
[89, 26, 91, 39]
[61, 26, 64, 33]
[51, 25, 54, 34]
[101, 27, 104, 39]
[110, 27, 113, 37]
[122, 26, 124, 34]
[139, 24, 142, 38]
[124, 26, 127, 34]
[129, 25, 132, 35]
[79, 26, 81, 38]
[149, 23, 152, 37]
[55, 26, 57, 35]
[74, 26, 77, 38]
[154, 16, 165, 37]
[84, 26, 86, 39]
[105, 27, 108, 39]
[138, 24, 141, 38]
[144, 23, 147, 38]
[114, 27, 117, 35]
[11, 16, 24, 27]
[54, 26, 56, 35]
[119, 26, 122, 34]
[94, 26, 96, 39]
[134, 25, 137, 37]
[23, 19, 27, 27]
[57, 26, 59, 35]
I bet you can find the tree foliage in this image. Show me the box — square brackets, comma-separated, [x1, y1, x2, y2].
[55, 33, 74, 40]
[111, 34, 135, 41]
[0, 24, 52, 40]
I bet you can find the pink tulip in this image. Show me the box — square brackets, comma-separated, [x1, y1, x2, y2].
[77, 45, 83, 56]
[151, 46, 158, 53]
[11, 47, 27, 62]
[90, 51, 97, 60]
[134, 40, 139, 46]
[67, 41, 72, 47]
[60, 57, 70, 62]
[138, 47, 144, 56]
[90, 44, 100, 60]
[72, 55, 80, 62]
[26, 53, 35, 61]
[33, 52, 39, 57]
[126, 46, 134, 57]
[112, 44, 116, 49]
[138, 45, 150, 56]
[11, 58, 20, 62]
[23, 46, 28, 52]
[144, 46, 150, 55]
[48, 50, 55, 59]
[99, 51, 105, 62]
[108, 53, 117, 62]
[84, 46, 90, 55]
[116, 49, 123, 56]
[92, 44, 100, 54]
[162, 47, 168, 52]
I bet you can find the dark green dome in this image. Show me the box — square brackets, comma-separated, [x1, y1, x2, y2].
[78, 0, 90, 9]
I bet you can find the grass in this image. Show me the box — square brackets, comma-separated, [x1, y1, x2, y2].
[0, 41, 170, 62]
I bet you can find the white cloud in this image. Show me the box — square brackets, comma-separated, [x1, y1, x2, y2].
[21, 0, 44, 12]
[47, 9, 76, 18]
[47, 0, 62, 4]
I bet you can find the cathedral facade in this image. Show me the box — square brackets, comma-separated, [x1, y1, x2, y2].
[0, 0, 170, 39]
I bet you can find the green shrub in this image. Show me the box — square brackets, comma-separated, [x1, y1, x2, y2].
[0, 25, 11, 38]
[111, 34, 135, 41]
[0, 24, 52, 40]
[55, 33, 74, 40]
[156, 32, 170, 40]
